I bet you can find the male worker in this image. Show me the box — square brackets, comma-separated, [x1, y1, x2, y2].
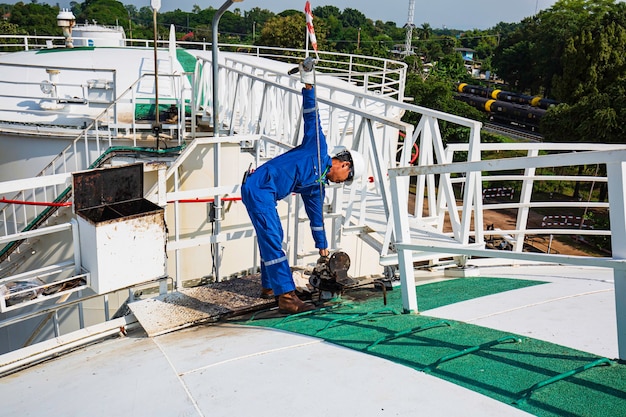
[241, 59, 364, 314]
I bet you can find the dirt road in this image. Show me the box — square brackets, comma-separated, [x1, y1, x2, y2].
[481, 207, 604, 257]
[412, 195, 606, 257]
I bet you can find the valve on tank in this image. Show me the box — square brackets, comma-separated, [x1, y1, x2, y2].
[309, 251, 356, 300]
[57, 9, 76, 48]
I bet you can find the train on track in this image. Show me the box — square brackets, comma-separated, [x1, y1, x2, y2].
[456, 83, 559, 110]
[454, 83, 559, 133]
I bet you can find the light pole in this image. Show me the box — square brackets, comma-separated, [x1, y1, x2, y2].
[212, 0, 243, 138]
[211, 0, 243, 281]
[127, 9, 133, 40]
[151, 0, 161, 148]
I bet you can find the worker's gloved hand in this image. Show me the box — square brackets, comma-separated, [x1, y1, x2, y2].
[300, 57, 316, 85]
[317, 255, 329, 264]
[317, 247, 329, 265]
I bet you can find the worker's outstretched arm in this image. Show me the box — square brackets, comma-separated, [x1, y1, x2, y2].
[301, 87, 327, 156]
[299, 59, 329, 254]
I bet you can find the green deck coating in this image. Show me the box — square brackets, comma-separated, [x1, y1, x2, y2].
[35, 46, 95, 54]
[237, 277, 626, 417]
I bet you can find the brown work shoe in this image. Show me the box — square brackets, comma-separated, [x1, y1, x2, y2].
[260, 287, 274, 299]
[278, 291, 315, 314]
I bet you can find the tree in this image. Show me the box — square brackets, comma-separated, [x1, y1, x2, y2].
[8, 1, 60, 36]
[416, 23, 432, 41]
[403, 72, 486, 146]
[0, 20, 22, 35]
[375, 20, 401, 37]
[542, 2, 626, 143]
[493, 0, 615, 96]
[431, 51, 468, 82]
[77, 0, 129, 26]
[319, 14, 342, 51]
[493, 35, 537, 91]
[334, 25, 360, 53]
[70, 1, 83, 16]
[277, 9, 301, 18]
[256, 13, 326, 51]
[553, 3, 626, 103]
[217, 10, 246, 40]
[0, 19, 27, 50]
[312, 5, 340, 19]
[243, 7, 275, 42]
[340, 8, 368, 29]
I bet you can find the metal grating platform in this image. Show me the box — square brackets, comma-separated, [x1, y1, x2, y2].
[129, 275, 274, 336]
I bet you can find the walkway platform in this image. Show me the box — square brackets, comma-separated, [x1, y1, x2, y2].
[0, 262, 622, 417]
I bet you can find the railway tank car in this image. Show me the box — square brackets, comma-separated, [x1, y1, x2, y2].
[454, 93, 546, 132]
[456, 83, 559, 110]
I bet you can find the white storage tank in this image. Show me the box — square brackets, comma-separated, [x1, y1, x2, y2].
[72, 24, 126, 47]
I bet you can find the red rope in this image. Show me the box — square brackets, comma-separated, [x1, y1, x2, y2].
[1, 197, 243, 206]
[168, 197, 242, 204]
[398, 131, 419, 164]
[0, 197, 71, 207]
[410, 143, 419, 164]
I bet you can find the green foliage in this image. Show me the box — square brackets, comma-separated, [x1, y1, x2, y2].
[582, 211, 611, 252]
[157, 9, 195, 33]
[312, 5, 340, 19]
[277, 9, 300, 18]
[542, 92, 626, 143]
[8, 1, 61, 36]
[413, 35, 462, 64]
[242, 7, 275, 42]
[256, 13, 325, 51]
[340, 8, 367, 28]
[431, 52, 469, 81]
[77, 0, 128, 26]
[457, 29, 499, 72]
[0, 19, 27, 51]
[493, 27, 540, 93]
[0, 19, 24, 36]
[553, 3, 626, 102]
[376, 20, 404, 40]
[541, 2, 626, 143]
[217, 9, 246, 37]
[416, 23, 432, 41]
[319, 14, 342, 51]
[334, 25, 360, 53]
[403, 73, 486, 145]
[493, 0, 615, 96]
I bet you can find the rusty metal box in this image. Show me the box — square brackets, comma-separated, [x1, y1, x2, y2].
[73, 163, 166, 294]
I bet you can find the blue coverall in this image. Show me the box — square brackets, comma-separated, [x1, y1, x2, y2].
[241, 87, 331, 295]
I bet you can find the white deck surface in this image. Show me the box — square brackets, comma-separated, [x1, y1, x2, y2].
[1, 262, 619, 417]
[423, 262, 618, 359]
[0, 321, 532, 417]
